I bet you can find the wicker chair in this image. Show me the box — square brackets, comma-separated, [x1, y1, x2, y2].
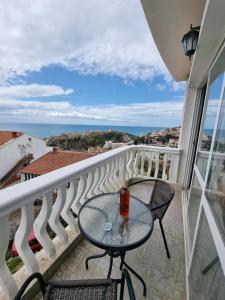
[14, 269, 136, 300]
[128, 178, 174, 259]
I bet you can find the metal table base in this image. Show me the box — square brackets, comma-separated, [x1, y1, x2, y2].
[85, 251, 147, 296]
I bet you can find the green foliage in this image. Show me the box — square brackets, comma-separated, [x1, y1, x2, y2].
[47, 131, 137, 151]
[7, 256, 23, 274]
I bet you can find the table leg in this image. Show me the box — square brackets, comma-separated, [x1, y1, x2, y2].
[123, 260, 147, 297]
[120, 251, 126, 270]
[107, 255, 114, 278]
[85, 251, 107, 270]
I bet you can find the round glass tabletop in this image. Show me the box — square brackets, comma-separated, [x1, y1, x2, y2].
[78, 192, 153, 251]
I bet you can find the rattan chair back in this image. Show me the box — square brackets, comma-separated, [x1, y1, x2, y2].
[128, 178, 174, 220]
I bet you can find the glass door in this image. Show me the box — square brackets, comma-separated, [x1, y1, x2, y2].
[187, 46, 225, 299]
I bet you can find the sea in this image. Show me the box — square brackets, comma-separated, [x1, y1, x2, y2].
[0, 123, 164, 139]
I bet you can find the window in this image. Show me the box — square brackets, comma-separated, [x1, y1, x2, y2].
[196, 73, 224, 178]
[187, 44, 225, 300]
[188, 172, 202, 247]
[189, 210, 225, 300]
[206, 84, 225, 240]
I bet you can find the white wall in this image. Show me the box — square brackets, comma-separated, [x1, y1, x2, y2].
[0, 133, 51, 179]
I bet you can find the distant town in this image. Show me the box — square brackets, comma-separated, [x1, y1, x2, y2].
[46, 126, 181, 153]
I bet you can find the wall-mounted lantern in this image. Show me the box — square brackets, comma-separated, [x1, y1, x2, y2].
[181, 25, 200, 58]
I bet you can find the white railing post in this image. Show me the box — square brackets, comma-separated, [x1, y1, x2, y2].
[169, 153, 180, 182]
[33, 193, 56, 257]
[15, 203, 39, 274]
[71, 175, 87, 214]
[49, 185, 68, 243]
[162, 153, 168, 180]
[119, 153, 127, 185]
[61, 179, 78, 232]
[0, 216, 18, 300]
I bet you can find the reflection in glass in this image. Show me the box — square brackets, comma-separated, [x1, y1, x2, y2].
[206, 89, 225, 238]
[189, 210, 225, 300]
[197, 73, 224, 178]
[188, 173, 202, 247]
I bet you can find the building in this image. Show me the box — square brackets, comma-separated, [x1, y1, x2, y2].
[0, 1, 225, 299]
[103, 140, 132, 150]
[19, 149, 96, 180]
[0, 131, 51, 187]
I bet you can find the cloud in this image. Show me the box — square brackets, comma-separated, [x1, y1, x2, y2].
[0, 84, 73, 98]
[0, 97, 184, 126]
[0, 98, 71, 110]
[155, 83, 166, 91]
[0, 0, 178, 88]
[171, 81, 186, 91]
[48, 111, 118, 121]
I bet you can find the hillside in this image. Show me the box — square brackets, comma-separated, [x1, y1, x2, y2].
[46, 127, 180, 151]
[47, 130, 137, 151]
[139, 126, 180, 147]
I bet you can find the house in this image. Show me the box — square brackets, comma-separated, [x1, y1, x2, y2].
[103, 141, 131, 150]
[19, 148, 96, 180]
[0, 131, 51, 187]
[0, 1, 225, 299]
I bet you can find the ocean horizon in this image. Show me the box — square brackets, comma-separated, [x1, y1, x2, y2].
[0, 122, 165, 139]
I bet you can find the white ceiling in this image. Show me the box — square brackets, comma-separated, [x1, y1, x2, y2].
[141, 0, 206, 81]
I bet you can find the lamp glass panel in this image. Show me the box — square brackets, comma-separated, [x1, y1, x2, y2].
[187, 36, 193, 52]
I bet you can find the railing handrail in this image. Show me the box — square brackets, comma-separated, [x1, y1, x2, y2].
[198, 149, 225, 158]
[132, 145, 181, 154]
[0, 145, 181, 218]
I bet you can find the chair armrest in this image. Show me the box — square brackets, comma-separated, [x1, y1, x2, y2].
[14, 272, 46, 300]
[120, 269, 136, 300]
[128, 178, 156, 187]
[150, 200, 171, 211]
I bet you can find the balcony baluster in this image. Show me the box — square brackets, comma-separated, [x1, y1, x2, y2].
[33, 193, 56, 257]
[48, 186, 68, 243]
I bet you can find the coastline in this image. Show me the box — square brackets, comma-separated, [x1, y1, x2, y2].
[0, 122, 164, 139]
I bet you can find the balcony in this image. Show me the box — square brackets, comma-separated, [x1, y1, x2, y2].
[0, 145, 183, 300]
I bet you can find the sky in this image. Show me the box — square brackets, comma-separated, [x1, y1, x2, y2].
[0, 0, 186, 127]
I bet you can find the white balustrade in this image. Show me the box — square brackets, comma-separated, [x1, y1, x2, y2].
[132, 146, 180, 182]
[0, 216, 18, 299]
[0, 145, 181, 299]
[61, 180, 78, 233]
[48, 185, 68, 243]
[15, 204, 39, 274]
[33, 193, 56, 257]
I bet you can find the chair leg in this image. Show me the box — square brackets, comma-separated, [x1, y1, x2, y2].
[159, 220, 170, 259]
[85, 251, 107, 270]
[120, 269, 136, 300]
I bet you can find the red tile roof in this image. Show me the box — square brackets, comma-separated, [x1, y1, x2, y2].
[20, 150, 95, 175]
[0, 131, 23, 146]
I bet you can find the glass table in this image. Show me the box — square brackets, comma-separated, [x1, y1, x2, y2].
[78, 192, 153, 296]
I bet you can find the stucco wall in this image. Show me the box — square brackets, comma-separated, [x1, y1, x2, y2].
[0, 134, 51, 179]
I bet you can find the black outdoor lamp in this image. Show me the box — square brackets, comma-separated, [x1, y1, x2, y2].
[181, 24, 200, 58]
